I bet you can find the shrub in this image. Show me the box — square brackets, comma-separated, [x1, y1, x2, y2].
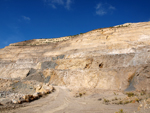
[115, 109, 125, 113]
[103, 98, 110, 103]
[126, 92, 135, 97]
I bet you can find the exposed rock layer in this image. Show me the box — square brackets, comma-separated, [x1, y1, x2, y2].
[1, 21, 150, 91]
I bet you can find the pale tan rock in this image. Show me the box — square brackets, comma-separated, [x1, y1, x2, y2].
[41, 91, 46, 95]
[11, 99, 18, 104]
[43, 69, 51, 78]
[45, 83, 50, 86]
[23, 95, 30, 102]
[0, 98, 11, 105]
[42, 84, 54, 93]
[18, 97, 25, 103]
[36, 84, 42, 92]
[40, 87, 49, 94]
[55, 58, 92, 70]
[33, 92, 39, 99]
[35, 62, 41, 69]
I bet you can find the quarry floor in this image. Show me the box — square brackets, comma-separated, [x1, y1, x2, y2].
[1, 86, 150, 113]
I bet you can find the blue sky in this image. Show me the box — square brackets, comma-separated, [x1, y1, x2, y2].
[0, 0, 150, 48]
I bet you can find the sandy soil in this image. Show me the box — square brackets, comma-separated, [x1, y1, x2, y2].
[1, 86, 149, 113]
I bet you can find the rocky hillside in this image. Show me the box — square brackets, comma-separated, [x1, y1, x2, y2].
[1, 21, 150, 92]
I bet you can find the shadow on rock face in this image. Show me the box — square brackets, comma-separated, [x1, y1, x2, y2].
[41, 61, 57, 70]
[26, 68, 37, 77]
[24, 68, 51, 83]
[10, 81, 35, 94]
[44, 76, 51, 83]
[125, 65, 150, 92]
[24, 68, 45, 83]
[124, 76, 136, 92]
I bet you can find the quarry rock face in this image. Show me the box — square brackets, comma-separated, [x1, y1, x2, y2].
[0, 21, 150, 91]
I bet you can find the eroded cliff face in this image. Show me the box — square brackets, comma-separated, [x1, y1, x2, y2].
[1, 21, 150, 91]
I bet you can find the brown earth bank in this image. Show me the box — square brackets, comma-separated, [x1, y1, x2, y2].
[0, 21, 150, 112]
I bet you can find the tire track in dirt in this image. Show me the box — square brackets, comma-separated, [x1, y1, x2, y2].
[43, 87, 70, 113]
[9, 86, 70, 113]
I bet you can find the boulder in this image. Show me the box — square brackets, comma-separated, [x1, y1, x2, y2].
[35, 83, 54, 94]
[0, 98, 11, 105]
[11, 99, 18, 104]
[36, 84, 42, 92]
[23, 95, 30, 102]
[33, 92, 39, 99]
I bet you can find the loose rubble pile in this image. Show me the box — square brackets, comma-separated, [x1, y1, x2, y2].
[10, 83, 54, 104]
[0, 78, 54, 108]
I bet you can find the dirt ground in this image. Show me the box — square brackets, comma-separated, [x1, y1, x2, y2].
[1, 86, 149, 113]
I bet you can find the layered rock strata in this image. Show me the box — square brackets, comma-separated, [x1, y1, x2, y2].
[0, 21, 150, 91]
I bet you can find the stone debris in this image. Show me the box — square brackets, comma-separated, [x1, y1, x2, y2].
[32, 92, 39, 99]
[137, 99, 150, 112]
[0, 98, 11, 105]
[11, 99, 18, 104]
[0, 80, 54, 106]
